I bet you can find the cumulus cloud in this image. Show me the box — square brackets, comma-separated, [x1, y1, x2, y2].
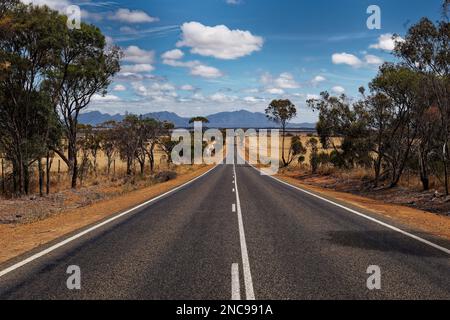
[260, 72, 299, 95]
[311, 75, 326, 86]
[364, 54, 384, 65]
[226, 0, 242, 4]
[176, 22, 263, 60]
[20, 0, 71, 12]
[123, 46, 155, 64]
[243, 96, 265, 104]
[113, 84, 127, 92]
[110, 8, 158, 24]
[132, 81, 178, 102]
[180, 84, 195, 91]
[332, 53, 363, 68]
[161, 49, 185, 60]
[369, 33, 404, 51]
[92, 94, 121, 102]
[331, 86, 345, 94]
[274, 73, 300, 89]
[266, 88, 285, 95]
[162, 55, 223, 79]
[209, 92, 237, 103]
[306, 94, 320, 100]
[121, 64, 155, 73]
[190, 64, 223, 78]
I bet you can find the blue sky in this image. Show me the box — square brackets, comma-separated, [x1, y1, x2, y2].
[26, 0, 443, 122]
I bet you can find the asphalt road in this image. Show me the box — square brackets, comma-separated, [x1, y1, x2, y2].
[0, 151, 449, 300]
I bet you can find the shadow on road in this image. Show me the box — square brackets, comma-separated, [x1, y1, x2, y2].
[325, 230, 450, 258]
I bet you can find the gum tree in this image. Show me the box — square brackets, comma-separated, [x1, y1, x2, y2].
[0, 3, 64, 195]
[49, 22, 122, 188]
[265, 99, 297, 167]
[394, 16, 450, 193]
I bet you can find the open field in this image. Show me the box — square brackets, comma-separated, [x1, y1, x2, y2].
[244, 134, 450, 216]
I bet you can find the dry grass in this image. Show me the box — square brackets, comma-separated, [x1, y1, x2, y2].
[0, 164, 207, 225]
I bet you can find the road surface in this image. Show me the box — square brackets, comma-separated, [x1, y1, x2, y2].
[0, 152, 449, 300]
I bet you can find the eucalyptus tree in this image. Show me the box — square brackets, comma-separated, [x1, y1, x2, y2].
[265, 99, 297, 167]
[48, 22, 122, 188]
[394, 16, 450, 193]
[0, 3, 64, 194]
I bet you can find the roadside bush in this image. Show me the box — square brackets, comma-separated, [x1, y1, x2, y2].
[154, 171, 177, 183]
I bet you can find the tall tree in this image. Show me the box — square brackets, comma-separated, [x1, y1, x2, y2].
[48, 22, 122, 188]
[0, 3, 64, 195]
[265, 99, 297, 167]
[113, 115, 141, 176]
[394, 18, 449, 193]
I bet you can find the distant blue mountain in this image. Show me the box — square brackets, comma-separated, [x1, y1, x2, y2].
[79, 110, 316, 129]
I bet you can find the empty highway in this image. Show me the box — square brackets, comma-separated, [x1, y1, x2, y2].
[0, 152, 449, 300]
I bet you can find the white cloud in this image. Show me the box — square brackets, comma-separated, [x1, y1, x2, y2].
[274, 73, 300, 89]
[110, 9, 158, 24]
[113, 84, 127, 92]
[105, 36, 114, 46]
[266, 88, 285, 95]
[364, 54, 384, 65]
[260, 72, 299, 94]
[162, 57, 223, 79]
[123, 46, 155, 64]
[92, 94, 121, 102]
[20, 0, 71, 12]
[132, 81, 178, 102]
[331, 86, 345, 94]
[81, 10, 103, 22]
[180, 84, 195, 91]
[244, 96, 265, 104]
[161, 49, 184, 60]
[177, 22, 263, 60]
[369, 33, 404, 51]
[121, 64, 154, 73]
[311, 75, 326, 85]
[306, 94, 320, 100]
[190, 64, 223, 78]
[226, 0, 242, 4]
[332, 53, 363, 68]
[209, 93, 237, 103]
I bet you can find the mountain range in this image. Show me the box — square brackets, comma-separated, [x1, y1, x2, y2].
[79, 110, 316, 129]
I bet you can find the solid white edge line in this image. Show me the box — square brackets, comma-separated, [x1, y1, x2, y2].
[231, 263, 241, 300]
[233, 163, 256, 300]
[248, 163, 450, 256]
[0, 165, 219, 278]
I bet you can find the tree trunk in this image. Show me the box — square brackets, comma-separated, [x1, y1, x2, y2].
[46, 151, 51, 195]
[71, 156, 78, 189]
[107, 157, 112, 176]
[38, 158, 43, 197]
[1, 158, 5, 195]
[139, 160, 145, 175]
[419, 151, 429, 191]
[18, 151, 24, 195]
[127, 158, 132, 176]
[24, 163, 29, 195]
[373, 155, 382, 188]
[149, 144, 155, 173]
[68, 130, 78, 189]
[281, 125, 287, 167]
